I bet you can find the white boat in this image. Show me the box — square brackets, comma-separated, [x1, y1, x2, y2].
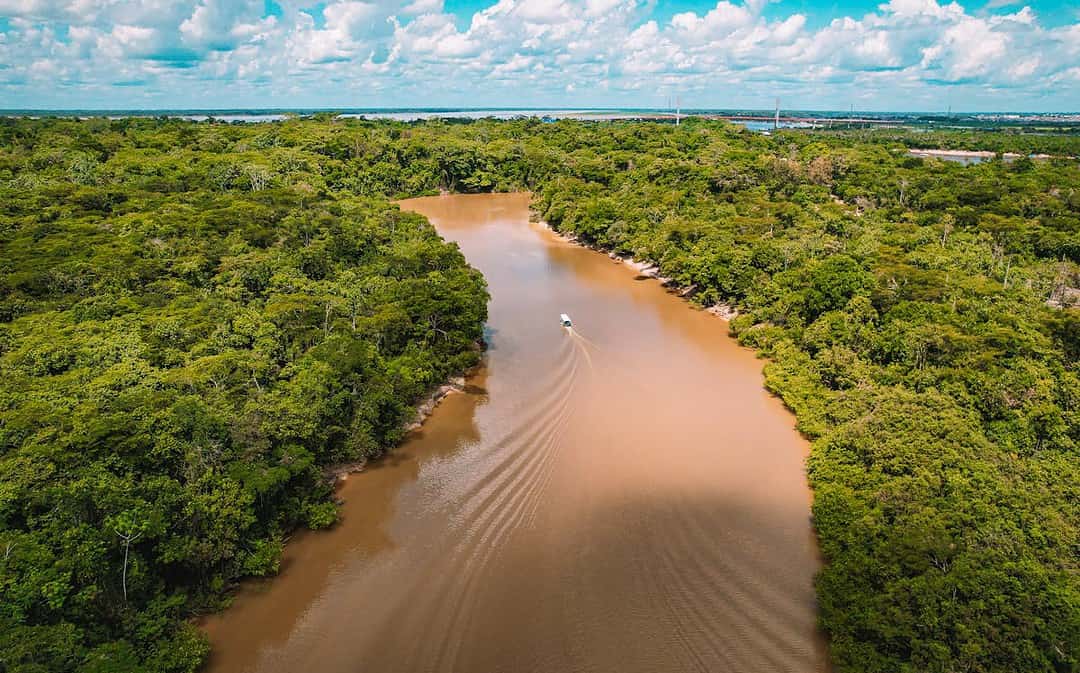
[560, 313, 572, 327]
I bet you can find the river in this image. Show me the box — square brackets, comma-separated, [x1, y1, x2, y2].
[201, 192, 830, 673]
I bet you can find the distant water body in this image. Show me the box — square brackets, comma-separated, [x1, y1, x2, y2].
[3, 108, 1077, 129]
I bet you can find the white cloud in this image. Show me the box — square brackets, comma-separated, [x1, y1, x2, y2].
[403, 0, 442, 13]
[585, 0, 625, 18]
[98, 24, 160, 59]
[991, 6, 1035, 25]
[0, 0, 1076, 109]
[937, 18, 1008, 80]
[512, 0, 578, 24]
[179, 0, 271, 50]
[671, 2, 755, 41]
[878, 0, 964, 20]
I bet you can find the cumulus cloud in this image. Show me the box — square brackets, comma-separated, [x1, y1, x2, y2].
[179, 0, 271, 51]
[0, 0, 1076, 109]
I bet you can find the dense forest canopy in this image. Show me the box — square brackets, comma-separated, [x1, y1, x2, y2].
[1, 116, 1078, 673]
[0, 117, 489, 672]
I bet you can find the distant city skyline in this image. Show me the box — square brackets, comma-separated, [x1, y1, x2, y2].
[1, 0, 1078, 112]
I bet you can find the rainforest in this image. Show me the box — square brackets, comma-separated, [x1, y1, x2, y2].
[0, 116, 1078, 673]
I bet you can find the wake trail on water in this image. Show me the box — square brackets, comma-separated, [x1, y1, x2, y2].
[359, 333, 589, 673]
[566, 327, 598, 373]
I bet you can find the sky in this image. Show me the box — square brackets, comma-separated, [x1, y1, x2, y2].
[0, 0, 1078, 111]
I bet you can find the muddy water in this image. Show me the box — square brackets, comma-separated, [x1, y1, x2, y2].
[201, 193, 829, 673]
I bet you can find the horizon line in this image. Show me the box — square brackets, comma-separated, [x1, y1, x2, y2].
[2, 107, 1079, 116]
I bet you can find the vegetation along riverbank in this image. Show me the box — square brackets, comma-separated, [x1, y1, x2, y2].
[1, 115, 1078, 673]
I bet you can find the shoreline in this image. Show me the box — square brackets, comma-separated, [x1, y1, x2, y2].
[535, 217, 739, 321]
[323, 371, 476, 485]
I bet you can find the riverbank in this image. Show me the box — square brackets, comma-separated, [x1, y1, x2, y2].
[322, 377, 464, 483]
[323, 366, 480, 484]
[535, 216, 740, 321]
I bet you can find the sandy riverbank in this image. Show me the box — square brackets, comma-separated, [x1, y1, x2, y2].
[322, 372, 475, 483]
[535, 217, 739, 320]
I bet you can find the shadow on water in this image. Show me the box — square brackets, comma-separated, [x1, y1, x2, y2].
[481, 324, 499, 351]
[450, 491, 830, 673]
[200, 370, 489, 670]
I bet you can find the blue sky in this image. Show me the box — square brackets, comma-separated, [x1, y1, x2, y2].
[0, 0, 1078, 111]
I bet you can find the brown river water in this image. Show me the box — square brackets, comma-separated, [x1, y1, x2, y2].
[201, 193, 830, 673]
